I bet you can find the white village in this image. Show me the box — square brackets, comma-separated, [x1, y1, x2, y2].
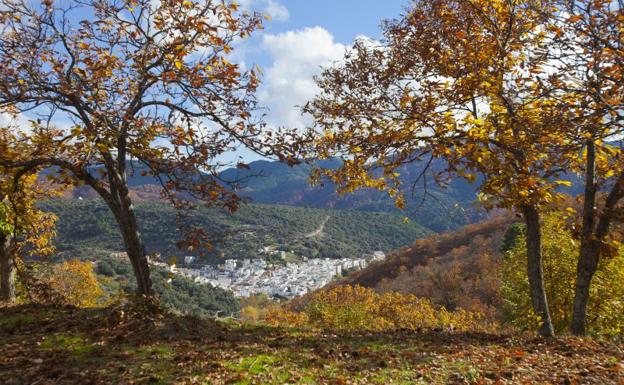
[146, 251, 386, 299]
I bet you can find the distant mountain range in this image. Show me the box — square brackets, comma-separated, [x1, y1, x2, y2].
[61, 158, 486, 232]
[58, 156, 587, 232]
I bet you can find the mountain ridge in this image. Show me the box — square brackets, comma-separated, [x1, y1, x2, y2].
[60, 158, 483, 232]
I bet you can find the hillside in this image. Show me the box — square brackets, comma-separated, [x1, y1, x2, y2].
[287, 215, 517, 318]
[94, 254, 240, 317]
[41, 199, 431, 264]
[61, 159, 483, 232]
[61, 158, 587, 233]
[343, 215, 514, 288]
[2, 303, 622, 385]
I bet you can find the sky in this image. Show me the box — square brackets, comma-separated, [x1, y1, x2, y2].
[1, 0, 410, 163]
[238, 0, 408, 130]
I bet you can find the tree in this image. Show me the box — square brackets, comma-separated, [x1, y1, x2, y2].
[0, 150, 58, 302]
[0, 202, 14, 301]
[304, 0, 580, 336]
[0, 0, 299, 295]
[502, 212, 624, 338]
[548, 0, 624, 335]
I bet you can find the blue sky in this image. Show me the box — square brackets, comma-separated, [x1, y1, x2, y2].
[224, 0, 408, 161]
[263, 1, 407, 44]
[237, 0, 408, 128]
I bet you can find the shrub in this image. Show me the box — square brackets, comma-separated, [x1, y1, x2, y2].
[267, 285, 495, 332]
[265, 308, 309, 328]
[17, 260, 105, 307]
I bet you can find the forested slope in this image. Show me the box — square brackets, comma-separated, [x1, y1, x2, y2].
[303, 215, 518, 317]
[41, 199, 431, 263]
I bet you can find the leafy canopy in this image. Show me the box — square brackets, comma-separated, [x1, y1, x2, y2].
[305, 0, 581, 212]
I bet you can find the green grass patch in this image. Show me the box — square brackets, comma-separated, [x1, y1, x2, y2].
[40, 333, 94, 356]
[0, 313, 35, 332]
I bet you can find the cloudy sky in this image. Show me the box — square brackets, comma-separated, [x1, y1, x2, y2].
[239, 0, 408, 130]
[2, 1, 409, 164]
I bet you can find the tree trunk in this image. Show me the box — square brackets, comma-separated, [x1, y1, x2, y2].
[571, 140, 597, 336]
[571, 244, 599, 335]
[0, 234, 16, 302]
[572, 165, 624, 335]
[107, 192, 153, 296]
[521, 205, 555, 337]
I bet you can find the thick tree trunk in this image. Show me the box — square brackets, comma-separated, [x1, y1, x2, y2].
[106, 192, 153, 296]
[0, 234, 16, 302]
[521, 205, 555, 337]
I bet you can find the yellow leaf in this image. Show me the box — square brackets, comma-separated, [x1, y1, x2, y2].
[554, 180, 572, 187]
[174, 60, 183, 70]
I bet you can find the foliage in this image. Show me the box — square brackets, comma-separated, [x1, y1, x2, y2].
[267, 285, 495, 333]
[0, 171, 58, 258]
[0, 0, 300, 295]
[41, 199, 430, 262]
[335, 215, 513, 320]
[32, 260, 105, 307]
[239, 294, 276, 323]
[0, 153, 59, 301]
[265, 308, 309, 329]
[501, 213, 624, 338]
[305, 0, 579, 214]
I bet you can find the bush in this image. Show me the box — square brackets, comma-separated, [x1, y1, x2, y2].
[265, 308, 309, 328]
[41, 259, 106, 307]
[266, 285, 495, 332]
[96, 260, 115, 276]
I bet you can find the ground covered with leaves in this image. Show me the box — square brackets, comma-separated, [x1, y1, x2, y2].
[1, 303, 623, 385]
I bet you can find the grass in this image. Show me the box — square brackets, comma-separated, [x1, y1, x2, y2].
[0, 312, 36, 332]
[0, 303, 623, 385]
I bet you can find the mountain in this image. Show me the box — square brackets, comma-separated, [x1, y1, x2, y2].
[61, 158, 483, 232]
[57, 157, 585, 233]
[42, 199, 431, 264]
[219, 158, 483, 232]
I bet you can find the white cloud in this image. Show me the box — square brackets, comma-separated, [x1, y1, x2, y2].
[258, 27, 347, 129]
[0, 112, 31, 133]
[264, 0, 289, 21]
[239, 0, 289, 22]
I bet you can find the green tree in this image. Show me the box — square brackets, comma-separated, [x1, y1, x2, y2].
[502, 213, 624, 337]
